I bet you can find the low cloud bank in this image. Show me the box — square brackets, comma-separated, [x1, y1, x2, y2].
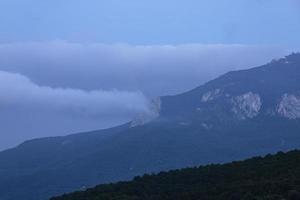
[0, 70, 150, 119]
[0, 41, 292, 96]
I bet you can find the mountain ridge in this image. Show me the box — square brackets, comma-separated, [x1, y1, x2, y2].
[0, 53, 300, 200]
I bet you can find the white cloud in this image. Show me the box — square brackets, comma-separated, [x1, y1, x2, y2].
[0, 70, 150, 119]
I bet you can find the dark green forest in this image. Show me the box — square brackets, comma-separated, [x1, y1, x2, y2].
[51, 150, 300, 200]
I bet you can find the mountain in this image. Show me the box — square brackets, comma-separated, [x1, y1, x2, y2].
[1, 53, 300, 200]
[50, 150, 300, 200]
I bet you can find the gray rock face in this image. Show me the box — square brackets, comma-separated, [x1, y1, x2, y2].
[278, 94, 300, 119]
[201, 89, 222, 102]
[131, 97, 161, 127]
[232, 92, 262, 120]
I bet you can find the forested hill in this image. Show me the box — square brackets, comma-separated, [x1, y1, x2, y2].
[51, 150, 300, 200]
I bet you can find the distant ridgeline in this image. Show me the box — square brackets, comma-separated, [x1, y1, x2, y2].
[51, 150, 300, 200]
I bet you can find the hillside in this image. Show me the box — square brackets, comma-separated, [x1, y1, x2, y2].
[0, 53, 300, 200]
[51, 150, 300, 200]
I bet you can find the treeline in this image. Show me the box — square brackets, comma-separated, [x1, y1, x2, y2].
[51, 150, 300, 200]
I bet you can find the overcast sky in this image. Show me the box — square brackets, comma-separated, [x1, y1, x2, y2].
[0, 0, 299, 150]
[0, 0, 300, 46]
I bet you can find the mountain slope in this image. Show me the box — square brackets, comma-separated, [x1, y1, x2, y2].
[51, 150, 300, 200]
[1, 53, 300, 200]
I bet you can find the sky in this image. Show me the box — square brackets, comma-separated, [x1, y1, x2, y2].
[0, 0, 300, 46]
[0, 0, 299, 150]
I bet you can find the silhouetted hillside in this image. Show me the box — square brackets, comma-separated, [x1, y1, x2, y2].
[51, 150, 300, 200]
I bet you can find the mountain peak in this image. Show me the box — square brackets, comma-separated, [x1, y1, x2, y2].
[160, 54, 300, 123]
